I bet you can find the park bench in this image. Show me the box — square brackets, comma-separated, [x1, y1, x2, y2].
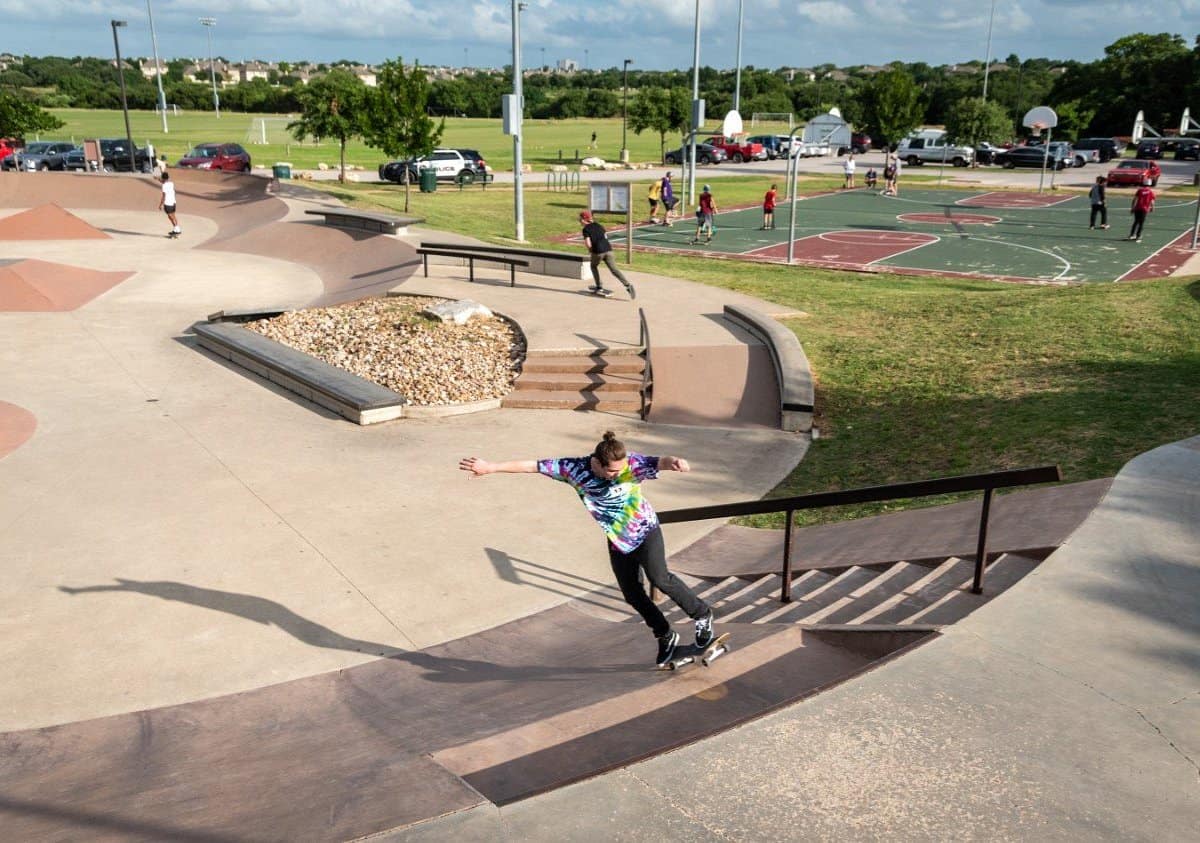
[416, 247, 529, 288]
[418, 241, 589, 281]
[304, 208, 418, 235]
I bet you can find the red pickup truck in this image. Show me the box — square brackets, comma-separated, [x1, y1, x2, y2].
[704, 136, 766, 163]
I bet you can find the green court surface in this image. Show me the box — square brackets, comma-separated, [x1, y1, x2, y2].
[616, 188, 1199, 283]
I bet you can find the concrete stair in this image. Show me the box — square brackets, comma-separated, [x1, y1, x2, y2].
[503, 349, 645, 412]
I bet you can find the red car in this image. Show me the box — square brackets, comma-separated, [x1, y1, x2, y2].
[176, 142, 252, 172]
[1106, 159, 1160, 187]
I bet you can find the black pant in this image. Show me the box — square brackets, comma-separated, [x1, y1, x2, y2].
[1090, 204, 1107, 226]
[608, 526, 708, 638]
[1130, 210, 1147, 239]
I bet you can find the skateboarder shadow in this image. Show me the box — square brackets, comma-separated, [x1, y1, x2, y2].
[59, 578, 628, 683]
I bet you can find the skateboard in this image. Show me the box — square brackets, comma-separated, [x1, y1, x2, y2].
[660, 632, 731, 672]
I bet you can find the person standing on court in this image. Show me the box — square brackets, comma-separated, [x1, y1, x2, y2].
[1089, 176, 1109, 230]
[691, 184, 717, 245]
[1128, 179, 1155, 242]
[843, 153, 856, 189]
[458, 431, 715, 667]
[647, 178, 662, 224]
[579, 211, 636, 299]
[158, 171, 181, 238]
[660, 172, 676, 226]
[761, 183, 778, 230]
[883, 155, 897, 196]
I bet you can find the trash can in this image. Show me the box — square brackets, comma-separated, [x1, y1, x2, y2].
[419, 167, 437, 193]
[272, 163, 291, 180]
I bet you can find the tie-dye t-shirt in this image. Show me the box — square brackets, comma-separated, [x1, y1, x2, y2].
[538, 453, 661, 553]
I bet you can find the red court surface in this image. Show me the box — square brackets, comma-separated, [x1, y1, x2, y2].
[747, 229, 938, 268]
[0, 401, 36, 460]
[954, 191, 1074, 209]
[0, 259, 133, 311]
[0, 203, 110, 240]
[1120, 230, 1200, 281]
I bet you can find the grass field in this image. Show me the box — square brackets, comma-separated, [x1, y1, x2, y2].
[316, 175, 1200, 527]
[42, 109, 672, 171]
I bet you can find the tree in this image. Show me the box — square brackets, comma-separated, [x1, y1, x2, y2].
[289, 69, 368, 183]
[628, 86, 689, 159]
[0, 90, 64, 139]
[945, 97, 1012, 153]
[361, 58, 444, 211]
[858, 68, 923, 148]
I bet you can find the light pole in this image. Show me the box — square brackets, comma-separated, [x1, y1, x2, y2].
[110, 20, 136, 173]
[199, 17, 220, 117]
[621, 58, 632, 163]
[981, 0, 997, 102]
[733, 0, 744, 113]
[540, 46, 546, 71]
[584, 49, 588, 71]
[689, 0, 702, 206]
[511, 1, 526, 241]
[145, 0, 168, 132]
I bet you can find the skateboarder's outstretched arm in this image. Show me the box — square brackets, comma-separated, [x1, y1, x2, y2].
[659, 456, 690, 472]
[459, 457, 538, 476]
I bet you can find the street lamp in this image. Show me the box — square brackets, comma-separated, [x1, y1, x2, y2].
[689, 0, 702, 205]
[621, 58, 633, 163]
[733, 0, 744, 113]
[110, 20, 136, 173]
[511, 1, 527, 241]
[146, 0, 168, 133]
[199, 17, 220, 117]
[981, 0, 997, 102]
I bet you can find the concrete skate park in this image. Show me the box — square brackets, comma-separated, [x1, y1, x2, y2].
[1, 170, 1197, 841]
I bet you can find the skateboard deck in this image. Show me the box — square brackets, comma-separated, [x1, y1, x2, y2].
[660, 632, 731, 672]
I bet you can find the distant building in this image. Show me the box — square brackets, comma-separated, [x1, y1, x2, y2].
[238, 61, 272, 83]
[558, 59, 578, 72]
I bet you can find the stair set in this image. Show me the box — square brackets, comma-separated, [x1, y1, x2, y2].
[502, 348, 645, 413]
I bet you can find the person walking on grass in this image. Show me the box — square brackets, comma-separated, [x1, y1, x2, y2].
[647, 178, 662, 224]
[1089, 176, 1109, 230]
[158, 171, 181, 239]
[761, 183, 778, 230]
[459, 431, 715, 667]
[579, 211, 636, 299]
[660, 172, 677, 226]
[843, 153, 856, 189]
[1128, 179, 1155, 242]
[691, 184, 717, 245]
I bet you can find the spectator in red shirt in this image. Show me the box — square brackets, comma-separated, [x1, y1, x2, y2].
[1128, 180, 1156, 242]
[0, 139, 14, 166]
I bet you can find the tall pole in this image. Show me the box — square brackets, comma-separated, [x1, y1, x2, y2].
[733, 0, 744, 113]
[146, 0, 168, 132]
[512, 1, 526, 241]
[981, 0, 997, 102]
[621, 59, 632, 163]
[584, 49, 588, 70]
[689, 0, 702, 206]
[200, 17, 220, 118]
[110, 20, 136, 173]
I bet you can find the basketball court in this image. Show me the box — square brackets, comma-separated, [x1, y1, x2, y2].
[615, 188, 1199, 283]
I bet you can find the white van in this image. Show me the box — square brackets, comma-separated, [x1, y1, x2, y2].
[895, 130, 974, 167]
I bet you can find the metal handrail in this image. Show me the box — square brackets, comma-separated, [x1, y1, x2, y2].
[659, 465, 1061, 600]
[638, 307, 653, 421]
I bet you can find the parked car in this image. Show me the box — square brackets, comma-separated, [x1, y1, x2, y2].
[746, 134, 786, 159]
[176, 142, 252, 172]
[895, 130, 973, 166]
[63, 138, 152, 172]
[378, 148, 490, 184]
[1073, 137, 1124, 162]
[1107, 159, 1161, 186]
[663, 143, 727, 165]
[1173, 138, 1200, 161]
[837, 132, 872, 155]
[1047, 141, 1095, 168]
[703, 135, 766, 162]
[1135, 139, 1163, 159]
[993, 145, 1071, 170]
[1, 141, 76, 171]
[974, 141, 1004, 165]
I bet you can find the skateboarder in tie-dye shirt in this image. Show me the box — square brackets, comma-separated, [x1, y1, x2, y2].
[459, 430, 713, 666]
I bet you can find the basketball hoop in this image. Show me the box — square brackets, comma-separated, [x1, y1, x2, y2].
[1030, 121, 1046, 137]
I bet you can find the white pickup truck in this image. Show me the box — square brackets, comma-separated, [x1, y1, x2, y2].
[895, 131, 974, 167]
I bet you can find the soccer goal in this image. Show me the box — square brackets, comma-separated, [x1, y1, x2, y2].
[750, 112, 794, 130]
[244, 117, 297, 145]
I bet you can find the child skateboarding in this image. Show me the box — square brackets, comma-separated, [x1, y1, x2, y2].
[459, 430, 714, 667]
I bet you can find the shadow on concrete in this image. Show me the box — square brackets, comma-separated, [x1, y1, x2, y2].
[0, 797, 232, 843]
[484, 547, 631, 618]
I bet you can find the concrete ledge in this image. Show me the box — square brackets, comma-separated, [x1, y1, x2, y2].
[193, 319, 407, 425]
[419, 241, 590, 281]
[723, 303, 814, 432]
[304, 208, 422, 236]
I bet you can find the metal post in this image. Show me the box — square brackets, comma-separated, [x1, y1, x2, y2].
[146, 0, 168, 133]
[971, 488, 994, 594]
[781, 508, 795, 602]
[110, 21, 136, 173]
[199, 17, 220, 117]
[688, 0, 701, 206]
[786, 126, 803, 262]
[1191, 174, 1200, 250]
[621, 59, 632, 163]
[512, 1, 526, 241]
[981, 0, 996, 103]
[733, 0, 744, 113]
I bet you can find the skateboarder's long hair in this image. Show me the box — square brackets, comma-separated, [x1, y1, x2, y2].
[594, 430, 626, 465]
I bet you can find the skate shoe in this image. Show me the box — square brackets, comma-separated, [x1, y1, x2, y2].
[655, 630, 680, 666]
[623, 281, 637, 300]
[694, 610, 715, 649]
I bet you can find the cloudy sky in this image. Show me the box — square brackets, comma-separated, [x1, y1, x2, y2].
[2, 0, 1197, 71]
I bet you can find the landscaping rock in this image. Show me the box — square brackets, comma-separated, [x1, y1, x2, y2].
[422, 299, 493, 325]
